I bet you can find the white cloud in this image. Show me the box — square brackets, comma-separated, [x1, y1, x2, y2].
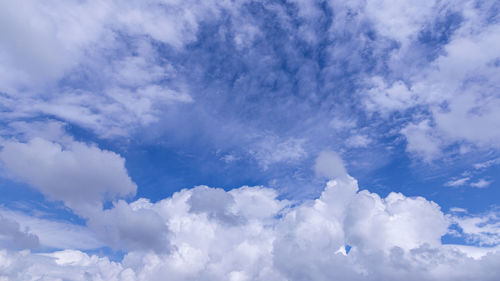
[0, 176, 498, 280]
[87, 199, 170, 253]
[366, 0, 438, 46]
[449, 209, 500, 246]
[221, 154, 239, 163]
[346, 135, 372, 148]
[0, 249, 129, 281]
[470, 179, 491, 188]
[0, 138, 137, 216]
[355, 2, 500, 160]
[1, 71, 194, 138]
[474, 158, 500, 170]
[450, 207, 467, 213]
[314, 150, 347, 179]
[432, 92, 500, 149]
[0, 0, 112, 92]
[401, 120, 442, 162]
[0, 136, 166, 253]
[442, 244, 500, 260]
[0, 0, 228, 138]
[412, 20, 500, 156]
[250, 137, 307, 169]
[0, 0, 235, 92]
[329, 118, 357, 131]
[347, 191, 448, 253]
[364, 76, 416, 114]
[445, 177, 470, 187]
[0, 120, 71, 144]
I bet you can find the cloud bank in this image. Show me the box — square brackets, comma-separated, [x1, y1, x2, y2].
[0, 176, 499, 280]
[0, 148, 498, 280]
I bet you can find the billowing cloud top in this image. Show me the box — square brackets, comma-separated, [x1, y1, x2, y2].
[1, 176, 499, 280]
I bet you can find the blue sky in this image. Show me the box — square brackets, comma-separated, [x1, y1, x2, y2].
[1, 0, 500, 280]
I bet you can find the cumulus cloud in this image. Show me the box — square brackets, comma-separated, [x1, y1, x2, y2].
[0, 138, 137, 215]
[1, 136, 497, 279]
[87, 199, 170, 253]
[0, 137, 167, 252]
[187, 186, 241, 224]
[0, 177, 499, 280]
[314, 150, 347, 179]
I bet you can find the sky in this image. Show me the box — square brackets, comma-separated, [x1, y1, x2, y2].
[0, 0, 500, 280]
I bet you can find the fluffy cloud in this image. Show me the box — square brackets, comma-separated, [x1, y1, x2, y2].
[0, 145, 491, 279]
[0, 138, 137, 215]
[352, 0, 500, 160]
[1, 176, 500, 280]
[449, 209, 500, 246]
[400, 23, 500, 159]
[314, 150, 347, 179]
[364, 76, 416, 114]
[401, 120, 442, 162]
[87, 199, 170, 253]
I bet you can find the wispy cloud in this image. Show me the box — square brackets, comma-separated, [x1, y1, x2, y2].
[445, 177, 470, 187]
[470, 179, 492, 188]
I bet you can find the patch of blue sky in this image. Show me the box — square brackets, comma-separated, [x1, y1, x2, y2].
[0, 178, 86, 226]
